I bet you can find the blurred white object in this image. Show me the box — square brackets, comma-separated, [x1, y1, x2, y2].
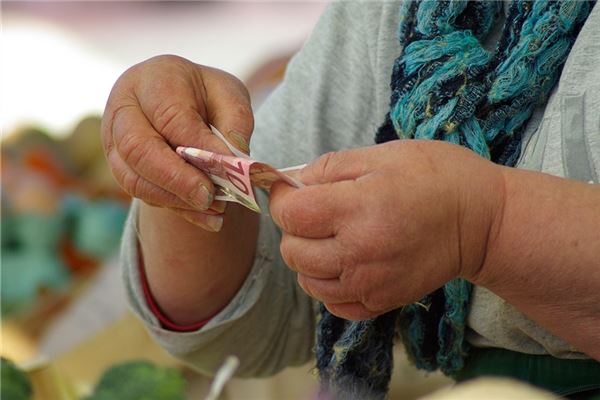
[419, 377, 558, 400]
[205, 356, 240, 400]
[39, 257, 128, 357]
[2, 2, 325, 137]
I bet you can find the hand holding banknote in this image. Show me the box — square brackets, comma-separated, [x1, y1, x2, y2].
[102, 54, 254, 231]
[177, 125, 304, 213]
[103, 56, 262, 327]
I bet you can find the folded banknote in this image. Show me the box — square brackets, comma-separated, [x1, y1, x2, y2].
[177, 126, 304, 213]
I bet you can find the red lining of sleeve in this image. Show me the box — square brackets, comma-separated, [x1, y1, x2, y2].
[137, 245, 217, 332]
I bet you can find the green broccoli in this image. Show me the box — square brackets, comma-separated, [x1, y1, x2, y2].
[86, 360, 186, 400]
[1, 357, 33, 400]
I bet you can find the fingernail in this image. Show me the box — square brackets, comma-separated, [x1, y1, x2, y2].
[203, 214, 224, 232]
[210, 200, 227, 213]
[189, 183, 213, 210]
[225, 129, 250, 155]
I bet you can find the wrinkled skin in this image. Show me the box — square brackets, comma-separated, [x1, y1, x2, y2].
[102, 55, 253, 230]
[269, 140, 505, 320]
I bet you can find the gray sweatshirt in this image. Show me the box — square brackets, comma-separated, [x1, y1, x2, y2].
[122, 1, 600, 377]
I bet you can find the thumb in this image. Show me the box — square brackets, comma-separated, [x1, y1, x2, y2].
[300, 148, 371, 185]
[133, 56, 252, 155]
[201, 66, 253, 155]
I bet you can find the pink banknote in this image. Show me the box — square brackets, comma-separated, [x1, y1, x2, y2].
[177, 146, 303, 213]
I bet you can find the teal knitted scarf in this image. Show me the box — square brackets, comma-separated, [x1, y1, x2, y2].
[316, 1, 595, 399]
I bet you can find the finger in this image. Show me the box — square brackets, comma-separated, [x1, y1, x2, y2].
[171, 208, 224, 232]
[111, 145, 226, 214]
[132, 56, 234, 154]
[108, 147, 202, 210]
[297, 274, 355, 305]
[201, 65, 254, 153]
[222, 129, 251, 155]
[280, 233, 344, 279]
[299, 149, 372, 186]
[269, 180, 351, 238]
[111, 104, 215, 210]
[324, 302, 378, 321]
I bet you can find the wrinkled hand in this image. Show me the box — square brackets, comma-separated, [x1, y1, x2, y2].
[269, 140, 505, 320]
[102, 55, 253, 231]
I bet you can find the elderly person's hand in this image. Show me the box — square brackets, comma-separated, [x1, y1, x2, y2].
[269, 140, 505, 320]
[102, 55, 253, 231]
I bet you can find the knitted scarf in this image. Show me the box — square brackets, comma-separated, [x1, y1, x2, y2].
[316, 1, 595, 399]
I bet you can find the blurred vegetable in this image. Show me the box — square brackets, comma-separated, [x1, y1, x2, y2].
[1, 213, 70, 316]
[1, 358, 33, 400]
[86, 361, 186, 400]
[64, 196, 128, 260]
[1, 117, 129, 319]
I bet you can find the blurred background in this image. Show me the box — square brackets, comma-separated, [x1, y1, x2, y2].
[1, 1, 451, 399]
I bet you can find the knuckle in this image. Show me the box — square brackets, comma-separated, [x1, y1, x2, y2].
[135, 55, 190, 78]
[118, 170, 135, 196]
[335, 248, 355, 270]
[356, 307, 377, 321]
[218, 68, 245, 87]
[351, 271, 377, 309]
[106, 151, 124, 183]
[283, 202, 316, 236]
[315, 151, 336, 180]
[275, 203, 297, 234]
[210, 102, 254, 134]
[302, 255, 322, 276]
[228, 103, 254, 129]
[357, 277, 394, 315]
[152, 102, 198, 136]
[209, 68, 250, 98]
[120, 134, 153, 169]
[158, 155, 186, 190]
[362, 292, 385, 314]
[153, 102, 179, 132]
[142, 183, 170, 207]
[281, 238, 322, 277]
[106, 68, 137, 103]
[280, 236, 299, 270]
[338, 256, 358, 285]
[147, 54, 186, 65]
[126, 174, 145, 199]
[326, 250, 348, 279]
[103, 101, 136, 150]
[110, 103, 138, 143]
[297, 275, 314, 298]
[159, 160, 180, 183]
[303, 151, 344, 185]
[142, 185, 182, 209]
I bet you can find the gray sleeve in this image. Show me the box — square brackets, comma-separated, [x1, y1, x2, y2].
[121, 1, 397, 378]
[250, 1, 398, 166]
[122, 194, 317, 378]
[467, 6, 600, 358]
[516, 4, 600, 183]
